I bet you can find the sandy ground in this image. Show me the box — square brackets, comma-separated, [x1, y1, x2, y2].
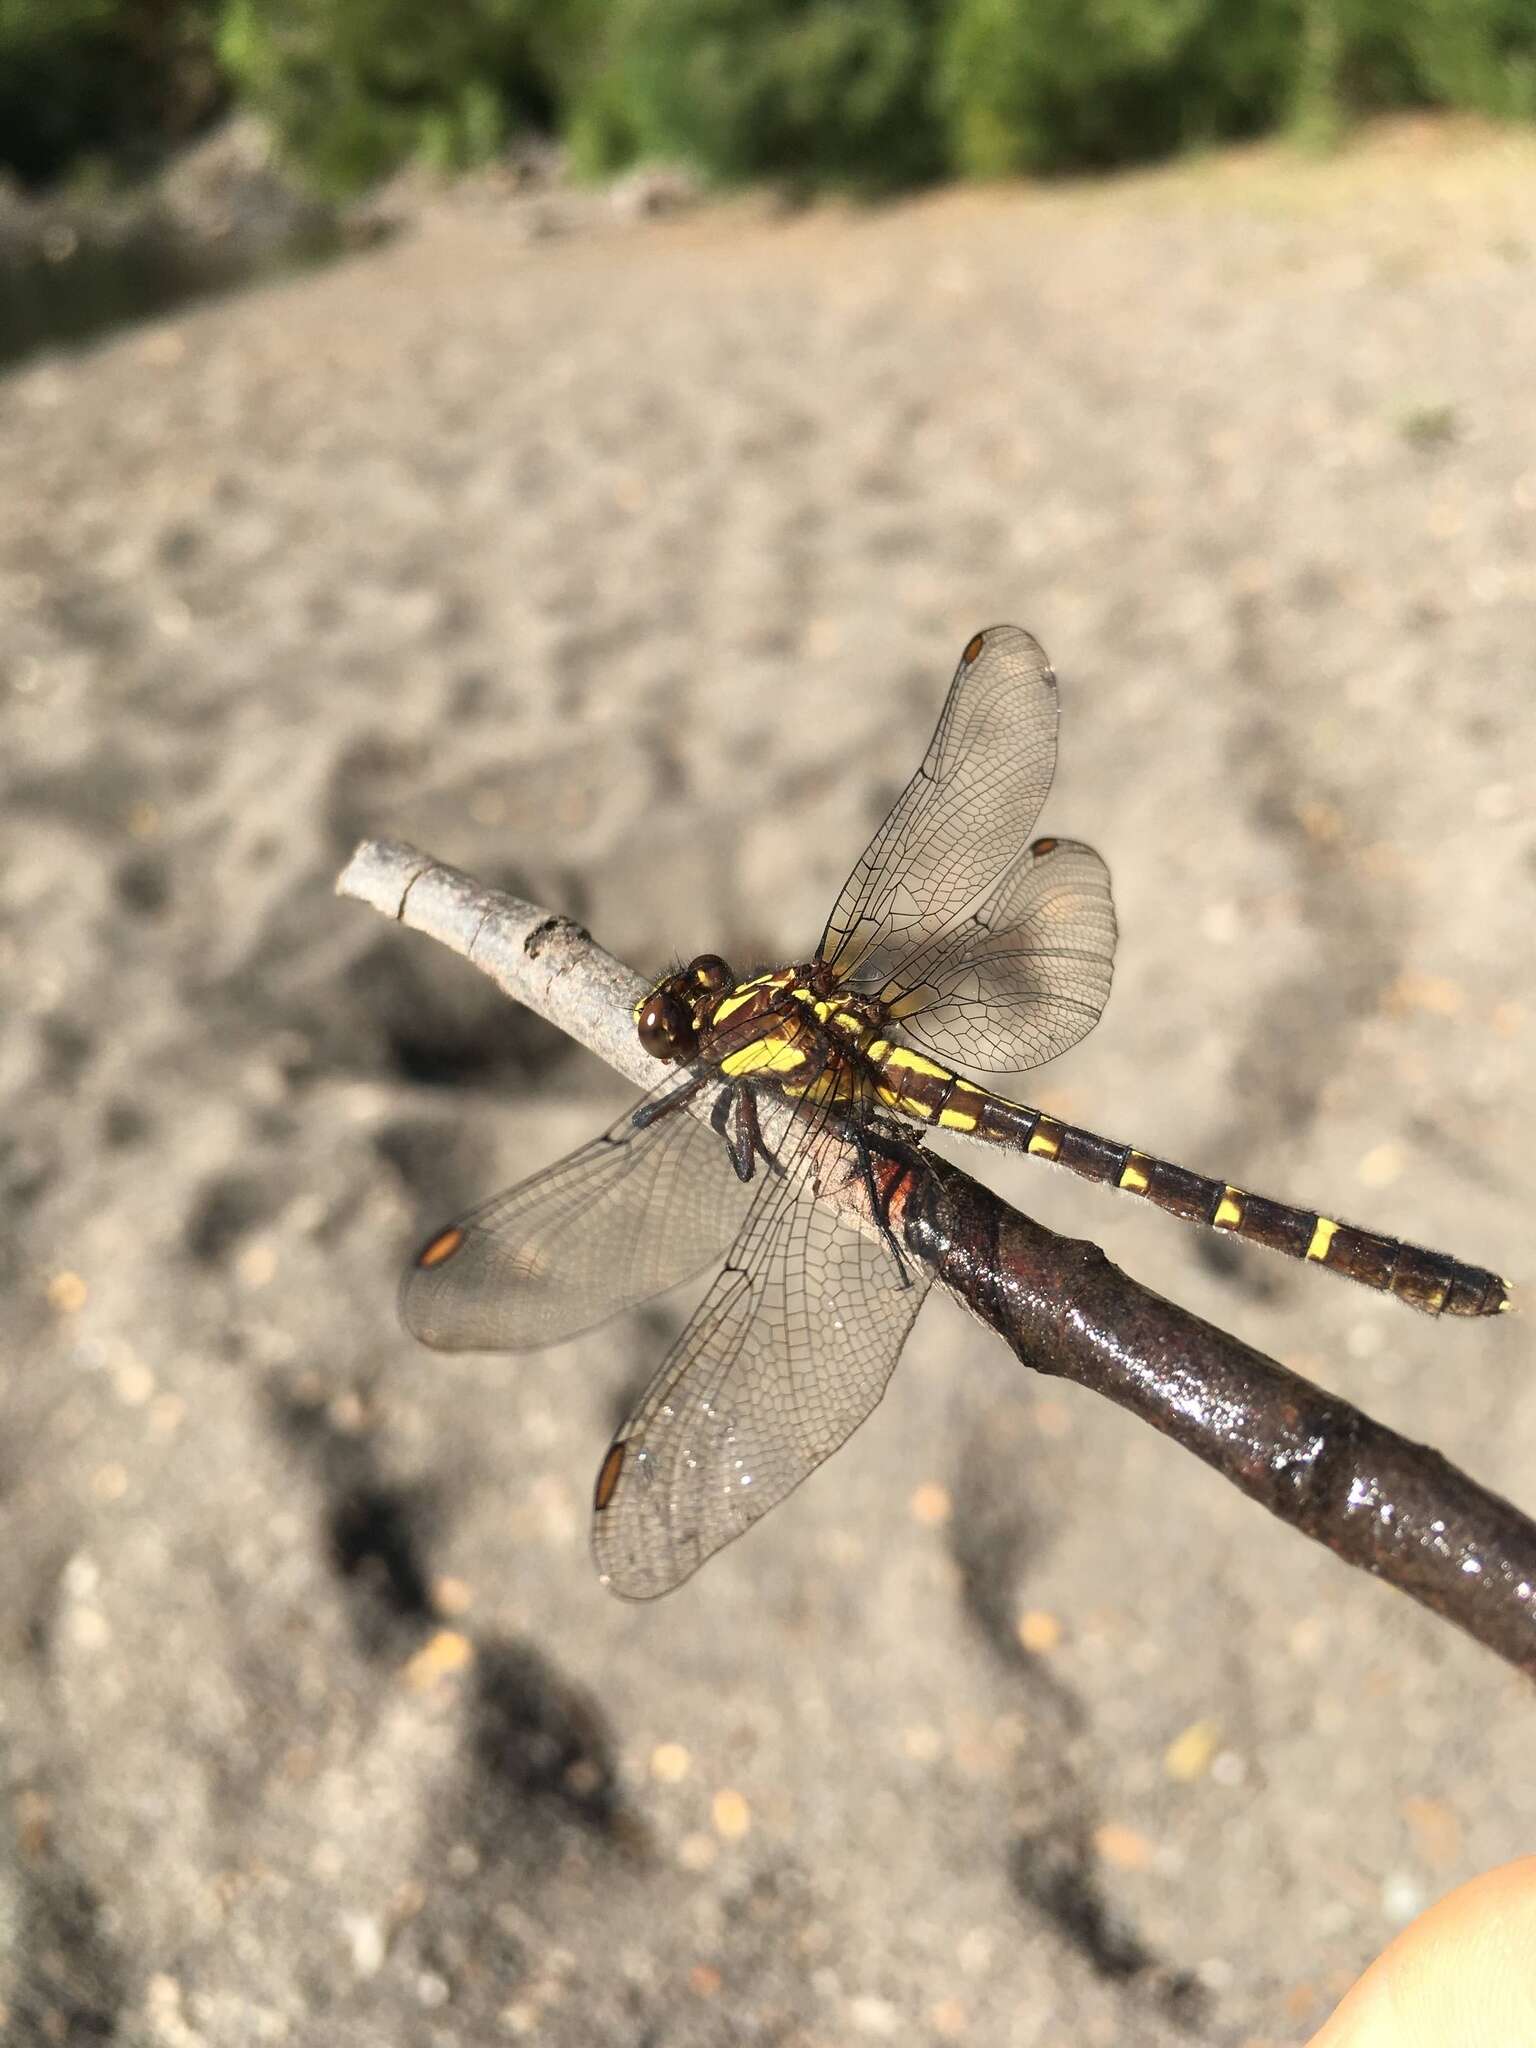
[2, 119, 1534, 2047]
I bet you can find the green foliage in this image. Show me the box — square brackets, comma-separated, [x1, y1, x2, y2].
[564, 59, 644, 179]
[1400, 0, 1536, 120]
[1290, 0, 1536, 136]
[937, 0, 1301, 176]
[592, 0, 945, 192]
[0, 1, 222, 185]
[216, 0, 606, 193]
[1290, 0, 1430, 139]
[938, 0, 1536, 179]
[5, 0, 1536, 199]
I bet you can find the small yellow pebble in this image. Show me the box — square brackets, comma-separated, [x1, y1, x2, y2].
[113, 1359, 155, 1406]
[1016, 1609, 1062, 1654]
[1357, 1142, 1406, 1189]
[1384, 972, 1464, 1018]
[403, 1629, 473, 1690]
[900, 1725, 942, 1763]
[1296, 799, 1343, 844]
[47, 1271, 88, 1314]
[1164, 1718, 1222, 1783]
[328, 1390, 367, 1434]
[1094, 1822, 1154, 1871]
[237, 1241, 278, 1289]
[651, 1743, 690, 1785]
[711, 1788, 751, 1840]
[910, 1482, 952, 1527]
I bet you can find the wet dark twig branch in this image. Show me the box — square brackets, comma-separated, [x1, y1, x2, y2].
[339, 837, 1536, 1681]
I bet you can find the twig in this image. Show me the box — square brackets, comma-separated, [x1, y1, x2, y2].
[340, 836, 656, 1090]
[339, 837, 1536, 1680]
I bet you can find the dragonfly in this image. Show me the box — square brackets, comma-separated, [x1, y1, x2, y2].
[403, 626, 1509, 1599]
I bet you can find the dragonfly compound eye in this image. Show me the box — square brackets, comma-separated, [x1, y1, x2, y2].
[688, 954, 732, 995]
[637, 988, 697, 1062]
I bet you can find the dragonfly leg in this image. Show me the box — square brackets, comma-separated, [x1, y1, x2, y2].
[709, 1084, 757, 1183]
[735, 1085, 787, 1179]
[851, 1126, 914, 1289]
[631, 1073, 707, 1131]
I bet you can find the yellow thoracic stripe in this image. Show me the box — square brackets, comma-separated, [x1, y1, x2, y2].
[1306, 1216, 1339, 1262]
[711, 973, 782, 1026]
[718, 1034, 806, 1078]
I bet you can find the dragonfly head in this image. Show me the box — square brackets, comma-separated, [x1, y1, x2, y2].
[635, 954, 734, 1063]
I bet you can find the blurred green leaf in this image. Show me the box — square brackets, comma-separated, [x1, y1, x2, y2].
[592, 0, 945, 192]
[938, 0, 1300, 176]
[215, 0, 604, 193]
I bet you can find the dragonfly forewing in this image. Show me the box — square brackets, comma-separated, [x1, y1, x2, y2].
[818, 625, 1060, 990]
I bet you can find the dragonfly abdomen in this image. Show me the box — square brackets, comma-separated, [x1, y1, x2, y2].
[866, 1040, 992, 1131]
[970, 1098, 1508, 1318]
